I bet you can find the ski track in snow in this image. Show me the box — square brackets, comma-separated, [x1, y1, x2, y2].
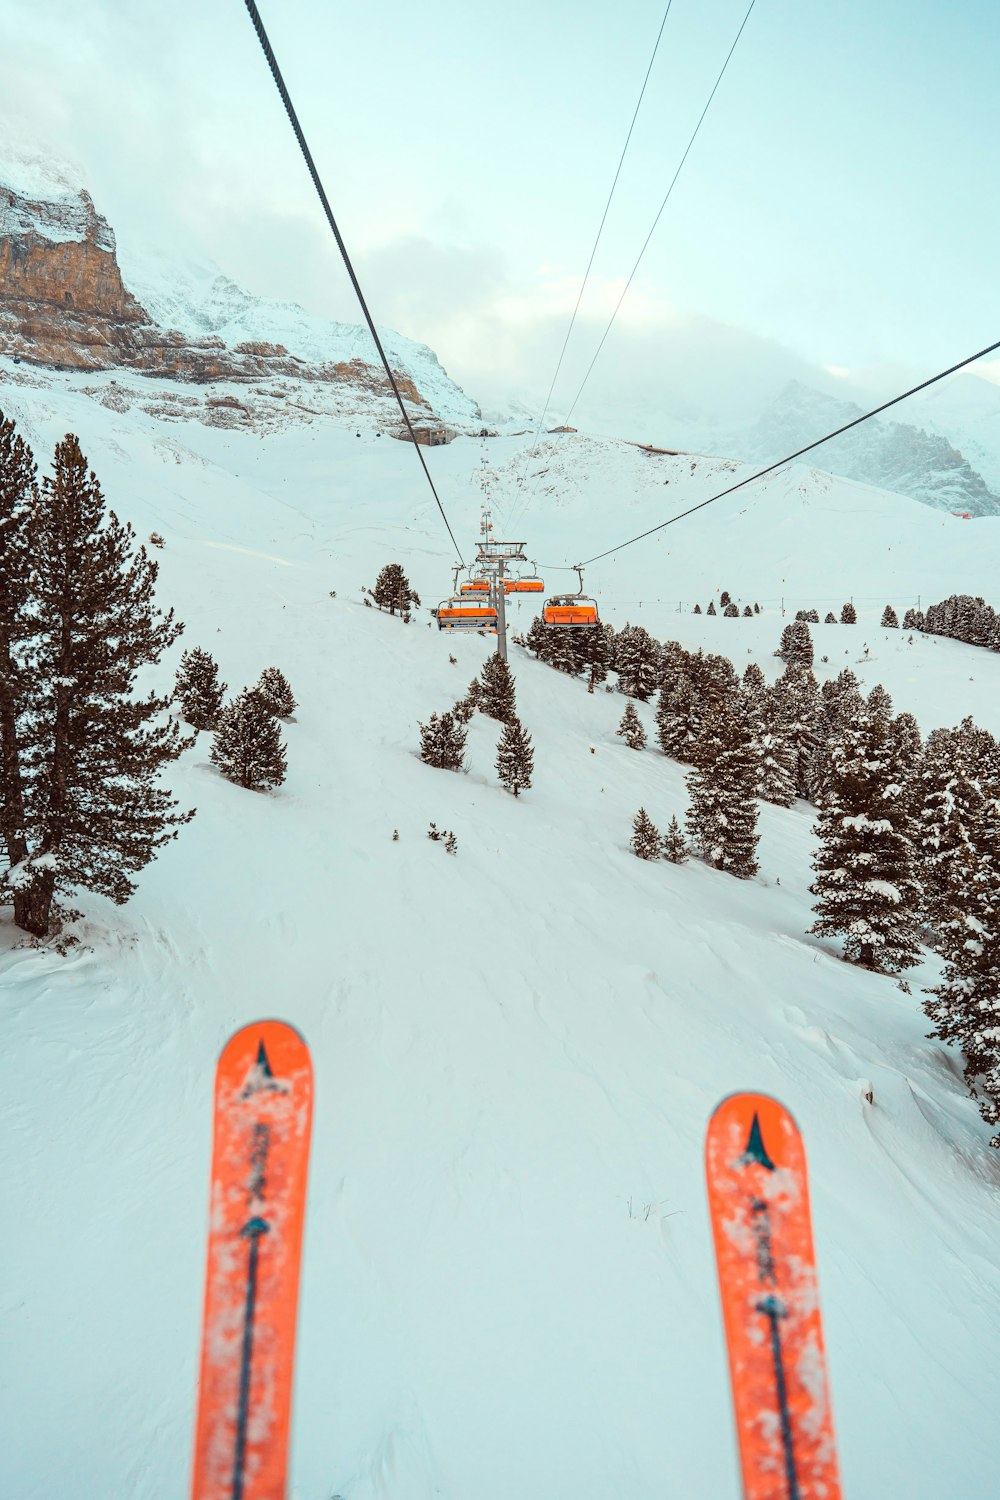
[3, 365, 1000, 1498]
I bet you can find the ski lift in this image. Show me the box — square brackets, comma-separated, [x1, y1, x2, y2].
[504, 563, 545, 594]
[543, 567, 599, 628]
[460, 577, 491, 595]
[436, 595, 498, 632]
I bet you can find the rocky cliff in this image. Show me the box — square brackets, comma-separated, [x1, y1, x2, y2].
[0, 166, 478, 433]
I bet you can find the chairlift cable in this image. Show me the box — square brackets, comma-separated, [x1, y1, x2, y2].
[571, 337, 1000, 567]
[241, 0, 465, 565]
[562, 0, 758, 427]
[504, 2, 674, 529]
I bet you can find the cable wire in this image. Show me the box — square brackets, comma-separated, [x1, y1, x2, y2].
[506, 2, 673, 527]
[574, 337, 1000, 567]
[563, 0, 758, 426]
[241, 0, 465, 564]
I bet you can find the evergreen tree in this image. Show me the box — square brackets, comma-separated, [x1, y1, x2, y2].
[617, 699, 647, 750]
[881, 605, 899, 628]
[811, 669, 865, 806]
[211, 688, 287, 790]
[418, 709, 467, 771]
[655, 675, 696, 761]
[661, 814, 688, 863]
[771, 664, 822, 799]
[614, 624, 660, 700]
[496, 715, 534, 796]
[0, 410, 39, 926]
[685, 697, 760, 878]
[1, 432, 193, 937]
[372, 562, 420, 615]
[809, 701, 921, 971]
[724, 602, 740, 618]
[741, 662, 768, 790]
[631, 807, 661, 860]
[254, 666, 297, 719]
[743, 605, 753, 617]
[824, 611, 837, 624]
[720, 590, 732, 607]
[693, 602, 702, 614]
[174, 647, 227, 731]
[915, 720, 993, 933]
[776, 618, 814, 669]
[840, 601, 857, 624]
[479, 653, 517, 722]
[706, 600, 717, 616]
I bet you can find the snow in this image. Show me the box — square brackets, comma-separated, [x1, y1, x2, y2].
[4, 364, 1000, 1500]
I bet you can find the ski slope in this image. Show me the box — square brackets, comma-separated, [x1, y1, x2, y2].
[4, 369, 1000, 1500]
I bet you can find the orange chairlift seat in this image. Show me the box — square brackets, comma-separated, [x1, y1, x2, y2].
[504, 572, 545, 594]
[460, 577, 491, 595]
[542, 566, 599, 628]
[437, 596, 498, 633]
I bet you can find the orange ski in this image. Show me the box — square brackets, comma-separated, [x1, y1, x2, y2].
[191, 1021, 313, 1500]
[705, 1093, 841, 1500]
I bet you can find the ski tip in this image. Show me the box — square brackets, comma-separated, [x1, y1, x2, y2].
[705, 1092, 804, 1173]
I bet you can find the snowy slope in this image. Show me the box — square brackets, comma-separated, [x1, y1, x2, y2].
[4, 373, 1000, 1500]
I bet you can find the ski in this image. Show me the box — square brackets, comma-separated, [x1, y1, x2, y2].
[705, 1092, 841, 1500]
[191, 1021, 313, 1500]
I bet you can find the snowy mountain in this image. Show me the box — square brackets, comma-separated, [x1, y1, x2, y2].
[738, 379, 1000, 518]
[0, 147, 480, 433]
[4, 357, 1000, 1499]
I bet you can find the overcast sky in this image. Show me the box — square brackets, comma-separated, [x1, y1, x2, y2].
[3, 0, 999, 424]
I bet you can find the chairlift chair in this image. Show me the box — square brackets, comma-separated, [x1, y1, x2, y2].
[542, 566, 599, 628]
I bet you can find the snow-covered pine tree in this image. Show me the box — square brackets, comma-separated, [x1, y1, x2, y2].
[840, 601, 857, 624]
[6, 433, 193, 936]
[915, 720, 992, 933]
[174, 647, 227, 732]
[881, 605, 899, 628]
[661, 814, 688, 863]
[631, 807, 661, 860]
[810, 668, 864, 805]
[614, 624, 660, 700]
[758, 707, 797, 806]
[743, 605, 753, 617]
[724, 602, 740, 618]
[706, 600, 717, 616]
[496, 715, 534, 796]
[777, 618, 814, 669]
[809, 699, 921, 971]
[0, 410, 40, 928]
[211, 688, 287, 790]
[720, 591, 732, 607]
[693, 602, 702, 614]
[616, 699, 647, 750]
[254, 666, 297, 719]
[685, 695, 760, 878]
[371, 562, 420, 615]
[740, 661, 768, 790]
[655, 675, 696, 761]
[771, 663, 822, 799]
[825, 611, 837, 624]
[418, 709, 468, 771]
[479, 653, 517, 721]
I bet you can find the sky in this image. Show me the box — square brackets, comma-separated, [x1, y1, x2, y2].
[2, 0, 999, 426]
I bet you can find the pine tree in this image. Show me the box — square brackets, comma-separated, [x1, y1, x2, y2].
[254, 666, 297, 719]
[720, 590, 732, 607]
[614, 624, 660, 700]
[0, 410, 41, 928]
[371, 562, 420, 615]
[496, 715, 534, 796]
[758, 681, 797, 806]
[617, 699, 647, 750]
[706, 600, 717, 616]
[824, 611, 837, 624]
[723, 602, 739, 618]
[655, 675, 697, 761]
[743, 605, 753, 617]
[685, 697, 760, 878]
[661, 814, 688, 863]
[840, 601, 857, 624]
[809, 701, 921, 971]
[881, 605, 899, 628]
[811, 669, 864, 806]
[631, 807, 661, 860]
[776, 619, 814, 669]
[174, 647, 227, 731]
[211, 688, 287, 790]
[4, 433, 193, 935]
[418, 709, 467, 771]
[693, 602, 702, 614]
[479, 654, 517, 721]
[771, 664, 822, 799]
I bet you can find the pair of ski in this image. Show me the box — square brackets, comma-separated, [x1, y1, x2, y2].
[190, 1023, 841, 1498]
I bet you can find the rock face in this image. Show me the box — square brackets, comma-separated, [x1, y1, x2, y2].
[741, 380, 1000, 518]
[0, 170, 476, 433]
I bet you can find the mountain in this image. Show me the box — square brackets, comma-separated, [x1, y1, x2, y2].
[3, 369, 1000, 1500]
[0, 149, 480, 435]
[739, 379, 1000, 517]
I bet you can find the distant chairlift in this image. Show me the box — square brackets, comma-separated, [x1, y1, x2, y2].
[504, 563, 545, 595]
[543, 566, 599, 628]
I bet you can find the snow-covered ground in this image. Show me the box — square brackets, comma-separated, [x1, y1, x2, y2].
[4, 371, 1000, 1500]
